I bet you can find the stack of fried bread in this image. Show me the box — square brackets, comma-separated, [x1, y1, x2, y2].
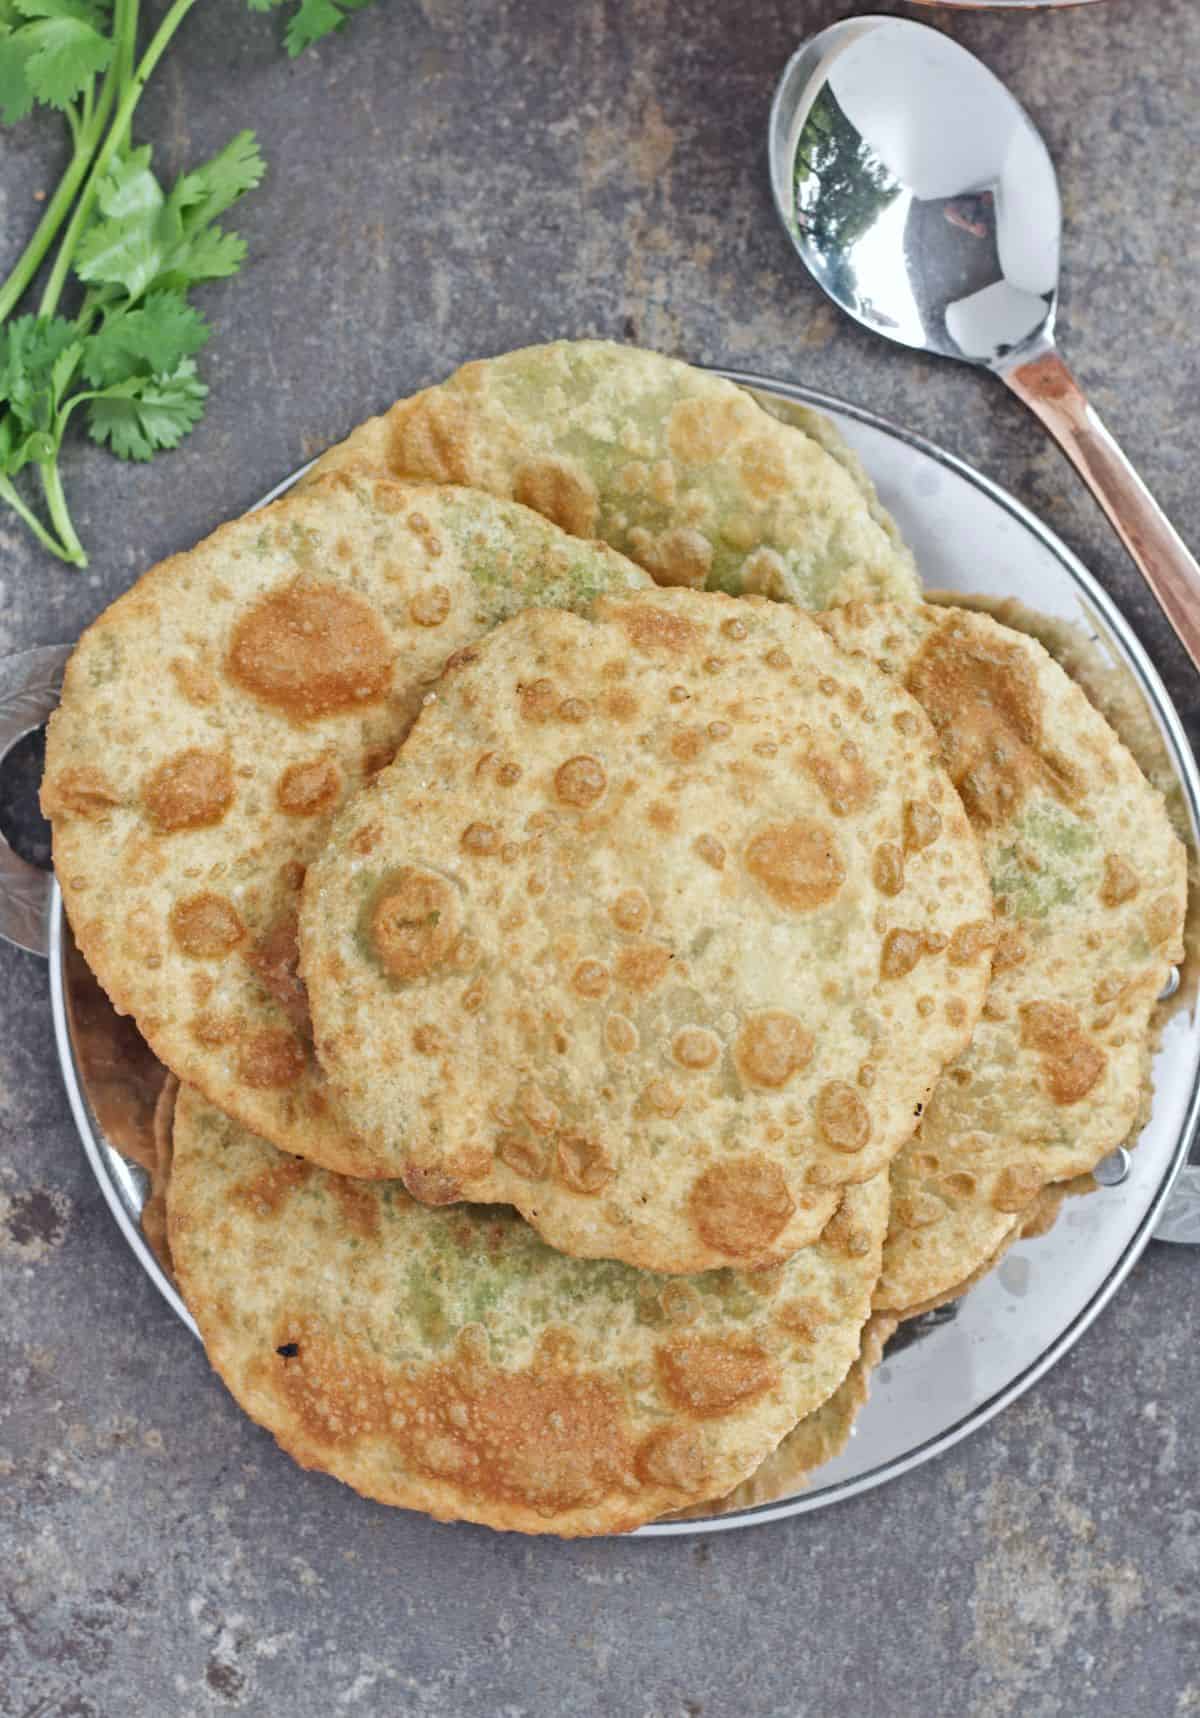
[42, 342, 1187, 1535]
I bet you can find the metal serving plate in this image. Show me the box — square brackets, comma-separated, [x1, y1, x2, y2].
[2, 373, 1196, 1536]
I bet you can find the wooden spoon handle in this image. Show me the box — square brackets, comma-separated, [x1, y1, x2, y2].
[1003, 347, 1200, 676]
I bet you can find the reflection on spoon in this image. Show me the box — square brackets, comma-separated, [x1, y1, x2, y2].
[769, 16, 1200, 676]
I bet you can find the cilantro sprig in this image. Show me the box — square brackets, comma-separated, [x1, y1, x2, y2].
[0, 0, 379, 566]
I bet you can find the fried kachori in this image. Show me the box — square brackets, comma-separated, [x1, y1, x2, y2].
[301, 587, 994, 1272]
[43, 474, 651, 1175]
[819, 603, 1187, 1314]
[168, 1085, 890, 1536]
[305, 340, 920, 609]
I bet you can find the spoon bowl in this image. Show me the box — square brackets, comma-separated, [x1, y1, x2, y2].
[769, 16, 1200, 675]
[769, 18, 1060, 370]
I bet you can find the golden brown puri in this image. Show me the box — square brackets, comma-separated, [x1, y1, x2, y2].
[301, 587, 993, 1273]
[819, 603, 1187, 1316]
[668, 1312, 897, 1520]
[168, 1087, 890, 1537]
[302, 340, 920, 610]
[41, 474, 650, 1176]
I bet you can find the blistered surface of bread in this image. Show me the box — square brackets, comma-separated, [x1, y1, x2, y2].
[42, 475, 649, 1173]
[168, 1088, 889, 1537]
[304, 341, 920, 610]
[669, 1311, 897, 1520]
[301, 588, 992, 1271]
[820, 603, 1188, 1314]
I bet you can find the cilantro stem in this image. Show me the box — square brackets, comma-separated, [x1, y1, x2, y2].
[112, 0, 140, 153]
[39, 0, 198, 320]
[0, 75, 118, 326]
[0, 473, 76, 564]
[39, 461, 86, 566]
[27, 0, 197, 565]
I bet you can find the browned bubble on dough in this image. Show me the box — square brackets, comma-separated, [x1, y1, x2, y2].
[872, 843, 904, 897]
[369, 869, 459, 982]
[513, 458, 599, 537]
[169, 892, 244, 958]
[611, 889, 651, 934]
[518, 678, 559, 722]
[44, 766, 121, 820]
[607, 601, 698, 655]
[991, 1164, 1043, 1213]
[880, 928, 924, 980]
[821, 1202, 873, 1258]
[733, 1012, 813, 1090]
[572, 959, 610, 998]
[408, 585, 451, 627]
[672, 1027, 720, 1070]
[496, 1132, 549, 1181]
[143, 749, 233, 832]
[554, 755, 607, 808]
[605, 1014, 638, 1054]
[903, 800, 942, 854]
[170, 657, 219, 707]
[629, 526, 713, 590]
[555, 1132, 616, 1195]
[1019, 1001, 1106, 1106]
[644, 1079, 684, 1118]
[671, 726, 707, 762]
[634, 1423, 714, 1493]
[949, 920, 997, 966]
[906, 614, 1082, 826]
[227, 581, 393, 721]
[656, 1336, 779, 1418]
[277, 756, 341, 817]
[689, 1157, 796, 1259]
[814, 1082, 871, 1153]
[667, 395, 748, 465]
[615, 943, 672, 994]
[460, 822, 502, 856]
[992, 926, 1028, 972]
[244, 913, 310, 1036]
[800, 746, 874, 816]
[237, 1028, 305, 1089]
[1100, 854, 1139, 907]
[745, 820, 845, 913]
[1145, 892, 1180, 948]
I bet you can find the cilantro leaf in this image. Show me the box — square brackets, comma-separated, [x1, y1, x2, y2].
[285, 0, 375, 56]
[172, 130, 266, 229]
[157, 226, 247, 286]
[75, 134, 264, 300]
[0, 14, 37, 124]
[86, 357, 207, 460]
[244, 0, 377, 57]
[0, 312, 82, 431]
[94, 142, 163, 222]
[81, 290, 210, 386]
[10, 0, 112, 112]
[73, 208, 160, 298]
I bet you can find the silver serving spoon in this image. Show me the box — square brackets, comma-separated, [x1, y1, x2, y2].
[768, 15, 1200, 674]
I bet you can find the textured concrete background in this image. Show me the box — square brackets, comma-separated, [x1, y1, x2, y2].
[2, 2, 1199, 1713]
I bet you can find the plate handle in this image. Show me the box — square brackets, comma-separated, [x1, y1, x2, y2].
[1154, 1163, 1200, 1245]
[0, 643, 71, 960]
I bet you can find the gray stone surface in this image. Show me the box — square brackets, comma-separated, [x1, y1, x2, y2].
[2, 1, 1199, 1712]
